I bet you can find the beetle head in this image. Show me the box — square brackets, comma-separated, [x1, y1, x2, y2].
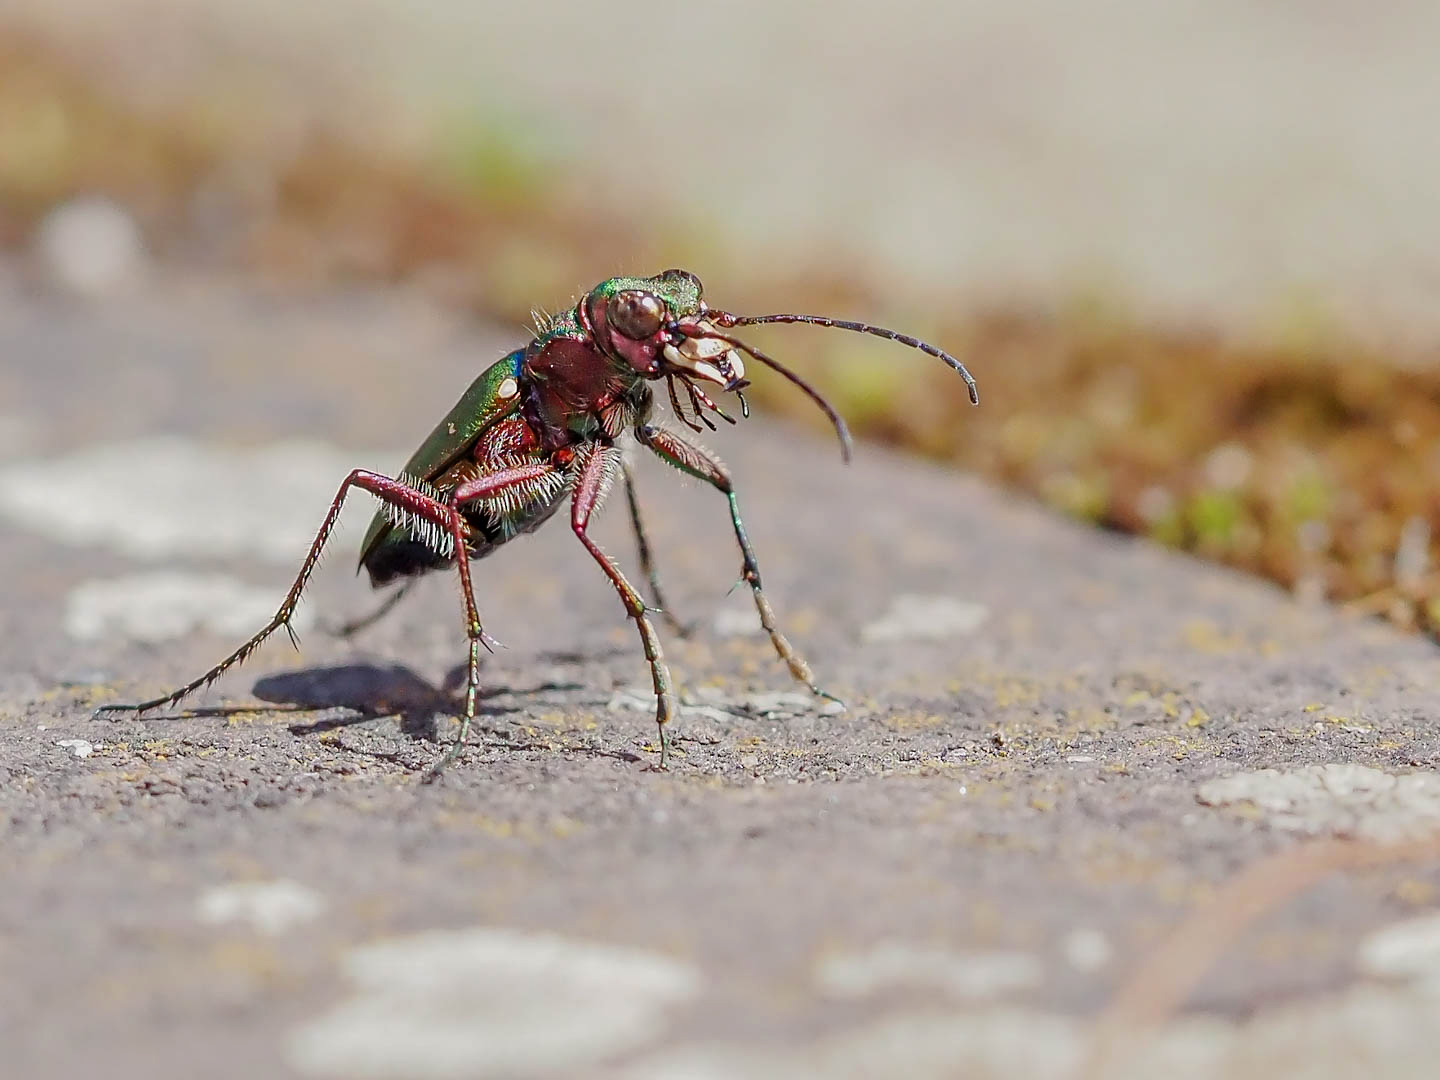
[579, 267, 980, 463]
[582, 269, 747, 393]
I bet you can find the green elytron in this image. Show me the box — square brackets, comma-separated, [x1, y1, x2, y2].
[97, 270, 979, 774]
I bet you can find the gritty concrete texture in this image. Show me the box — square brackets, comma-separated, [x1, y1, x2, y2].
[3, 266, 1440, 1078]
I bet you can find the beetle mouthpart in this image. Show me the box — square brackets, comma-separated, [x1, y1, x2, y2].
[662, 328, 746, 391]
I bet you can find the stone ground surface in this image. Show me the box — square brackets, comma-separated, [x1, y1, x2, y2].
[3, 266, 1440, 1078]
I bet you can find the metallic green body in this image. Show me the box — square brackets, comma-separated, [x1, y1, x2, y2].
[356, 347, 526, 570]
[93, 267, 977, 776]
[356, 270, 706, 579]
[587, 271, 702, 312]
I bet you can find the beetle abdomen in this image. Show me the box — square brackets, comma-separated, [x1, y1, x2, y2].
[363, 536, 453, 587]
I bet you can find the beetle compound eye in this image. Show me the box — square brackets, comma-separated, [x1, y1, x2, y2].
[609, 291, 665, 340]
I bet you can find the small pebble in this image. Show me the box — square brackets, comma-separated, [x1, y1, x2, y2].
[56, 738, 94, 759]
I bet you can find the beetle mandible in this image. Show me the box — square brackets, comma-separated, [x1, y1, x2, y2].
[96, 269, 979, 774]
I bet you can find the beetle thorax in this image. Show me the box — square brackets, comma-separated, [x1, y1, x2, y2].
[523, 334, 650, 447]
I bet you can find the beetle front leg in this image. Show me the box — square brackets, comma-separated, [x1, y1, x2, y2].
[573, 445, 678, 767]
[636, 424, 838, 704]
[428, 461, 561, 777]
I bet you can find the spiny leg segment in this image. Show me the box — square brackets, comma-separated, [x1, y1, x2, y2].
[430, 462, 557, 774]
[573, 444, 678, 766]
[94, 464, 555, 775]
[636, 424, 837, 703]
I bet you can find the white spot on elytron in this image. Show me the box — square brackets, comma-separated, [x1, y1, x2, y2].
[1197, 764, 1440, 842]
[861, 595, 990, 644]
[1357, 913, 1440, 992]
[63, 572, 314, 644]
[0, 438, 399, 563]
[198, 880, 326, 936]
[56, 738, 94, 759]
[815, 941, 1044, 1001]
[287, 928, 702, 1079]
[497, 377, 520, 399]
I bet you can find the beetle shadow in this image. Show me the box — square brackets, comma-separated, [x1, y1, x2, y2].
[250, 663, 475, 743]
[254, 663, 589, 747]
[534, 645, 633, 666]
[436, 662, 586, 699]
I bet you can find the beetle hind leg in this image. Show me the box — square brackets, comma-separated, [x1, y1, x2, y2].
[93, 469, 474, 726]
[636, 424, 841, 706]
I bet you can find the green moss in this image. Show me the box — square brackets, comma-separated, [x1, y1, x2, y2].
[1043, 472, 1110, 523]
[1147, 510, 1186, 549]
[440, 112, 556, 207]
[1187, 490, 1244, 548]
[1285, 472, 1331, 522]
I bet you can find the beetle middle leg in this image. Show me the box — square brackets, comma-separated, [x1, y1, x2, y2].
[326, 579, 415, 639]
[573, 445, 678, 767]
[636, 423, 838, 704]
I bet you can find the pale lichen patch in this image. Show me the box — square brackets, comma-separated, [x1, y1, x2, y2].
[1357, 913, 1440, 991]
[0, 437, 396, 563]
[64, 572, 315, 644]
[287, 928, 701, 1079]
[861, 595, 990, 644]
[197, 880, 326, 936]
[815, 941, 1044, 1001]
[624, 1011, 1082, 1080]
[55, 738, 94, 759]
[1197, 764, 1440, 841]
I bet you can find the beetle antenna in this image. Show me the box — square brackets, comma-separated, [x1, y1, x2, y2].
[678, 326, 853, 462]
[711, 312, 979, 405]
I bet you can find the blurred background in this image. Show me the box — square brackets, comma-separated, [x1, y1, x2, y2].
[6, 0, 1440, 634]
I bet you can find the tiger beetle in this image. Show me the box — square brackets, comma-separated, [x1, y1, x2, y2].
[95, 269, 979, 775]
